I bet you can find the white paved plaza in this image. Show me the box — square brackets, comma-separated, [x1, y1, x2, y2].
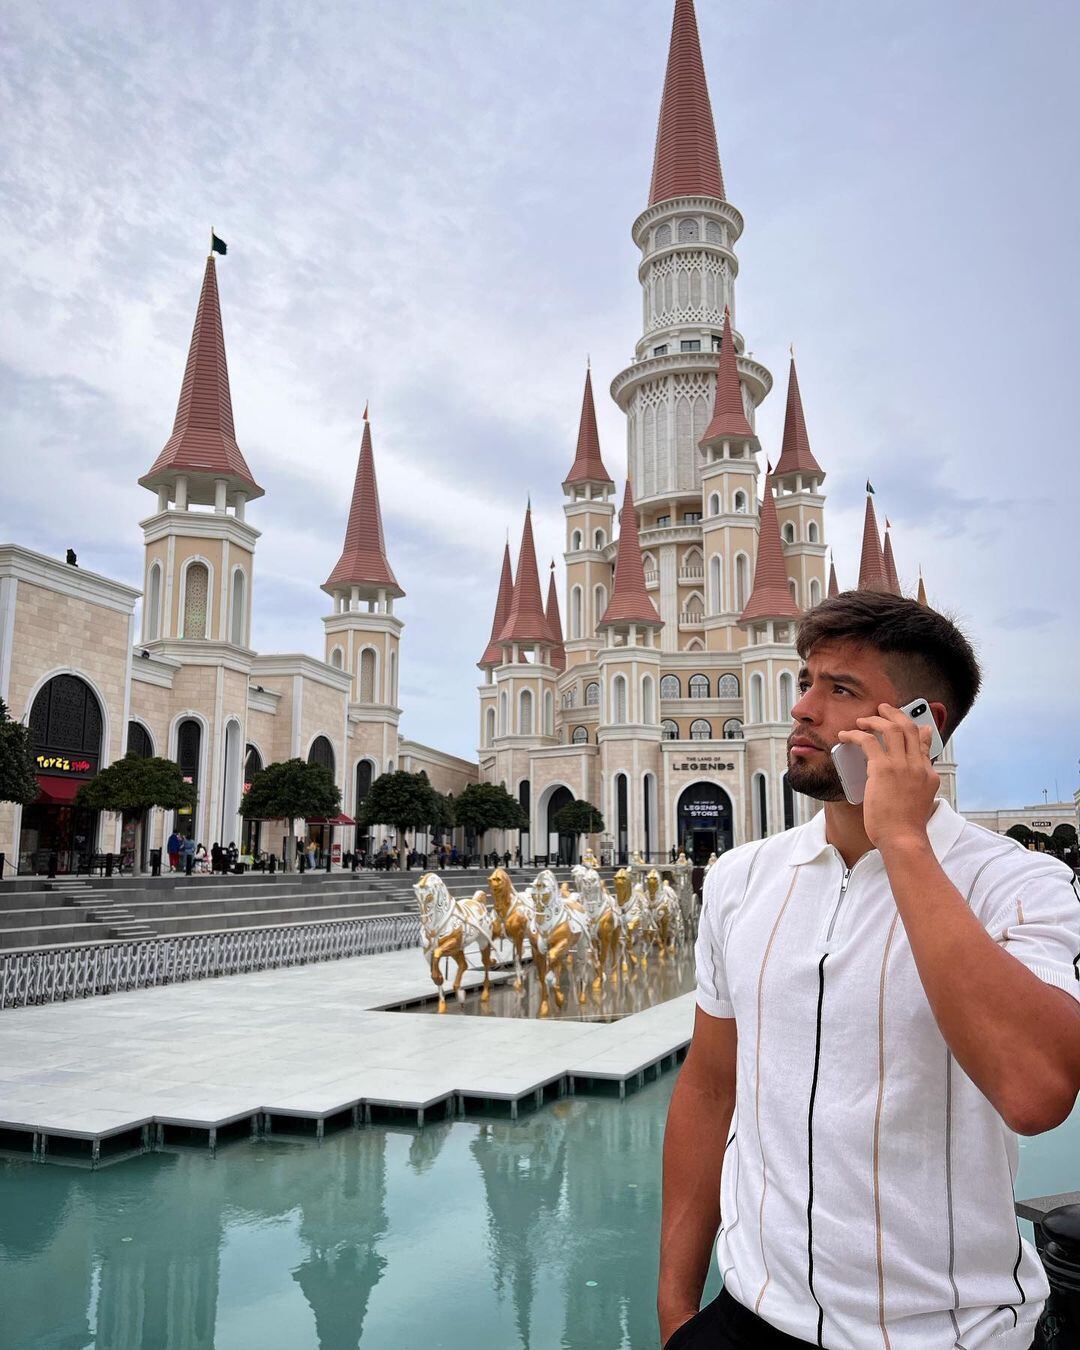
[0, 949, 694, 1147]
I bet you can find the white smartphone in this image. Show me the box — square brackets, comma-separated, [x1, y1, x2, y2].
[830, 697, 944, 806]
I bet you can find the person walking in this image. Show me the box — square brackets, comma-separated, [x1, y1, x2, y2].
[210, 842, 222, 874]
[166, 829, 181, 872]
[226, 841, 238, 872]
[181, 834, 196, 876]
[659, 592, 1080, 1350]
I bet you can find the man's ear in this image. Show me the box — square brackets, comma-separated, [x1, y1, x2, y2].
[929, 702, 948, 738]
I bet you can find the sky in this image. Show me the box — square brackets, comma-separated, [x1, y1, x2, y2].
[1, 0, 1077, 811]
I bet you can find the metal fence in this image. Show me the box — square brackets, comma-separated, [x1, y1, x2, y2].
[0, 912, 423, 1010]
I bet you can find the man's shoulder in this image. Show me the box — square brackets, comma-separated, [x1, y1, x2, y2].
[703, 832, 791, 902]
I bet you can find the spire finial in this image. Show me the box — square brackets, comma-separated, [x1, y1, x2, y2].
[789, 342, 795, 359]
[362, 400, 369, 422]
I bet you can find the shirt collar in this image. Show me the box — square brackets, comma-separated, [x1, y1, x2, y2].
[786, 797, 967, 867]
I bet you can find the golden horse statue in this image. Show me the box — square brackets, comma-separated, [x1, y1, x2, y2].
[413, 872, 494, 1013]
[645, 868, 682, 958]
[529, 869, 590, 1017]
[487, 867, 539, 992]
[614, 866, 648, 972]
[571, 863, 623, 989]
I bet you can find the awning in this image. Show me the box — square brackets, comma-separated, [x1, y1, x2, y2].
[35, 775, 87, 806]
[306, 813, 355, 826]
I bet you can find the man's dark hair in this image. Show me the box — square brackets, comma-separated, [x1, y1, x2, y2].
[795, 591, 981, 740]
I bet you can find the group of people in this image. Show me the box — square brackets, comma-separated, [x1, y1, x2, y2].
[165, 831, 240, 876]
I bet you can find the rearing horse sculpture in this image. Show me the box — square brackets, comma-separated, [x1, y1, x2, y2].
[487, 867, 539, 992]
[529, 868, 590, 1016]
[571, 863, 623, 989]
[413, 872, 494, 1013]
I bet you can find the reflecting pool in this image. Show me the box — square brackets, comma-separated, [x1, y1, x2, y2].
[0, 1076, 1076, 1350]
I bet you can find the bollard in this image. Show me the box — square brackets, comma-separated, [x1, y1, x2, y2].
[150, 848, 162, 878]
[325, 852, 332, 873]
[104, 852, 113, 878]
[1034, 1204, 1080, 1348]
[47, 850, 58, 879]
[269, 854, 277, 875]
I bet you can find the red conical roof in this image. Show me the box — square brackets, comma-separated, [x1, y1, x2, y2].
[545, 563, 566, 671]
[917, 571, 929, 607]
[140, 255, 263, 502]
[499, 506, 551, 645]
[774, 356, 823, 479]
[827, 558, 839, 598]
[700, 310, 754, 445]
[649, 0, 725, 205]
[478, 542, 514, 668]
[857, 495, 889, 592]
[882, 523, 902, 597]
[323, 413, 403, 597]
[739, 469, 800, 624]
[564, 367, 613, 487]
[600, 482, 662, 628]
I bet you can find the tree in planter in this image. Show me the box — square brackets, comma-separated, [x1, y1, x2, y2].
[357, 770, 441, 868]
[0, 698, 38, 809]
[75, 755, 195, 877]
[1051, 823, 1077, 864]
[552, 799, 604, 861]
[452, 782, 527, 862]
[240, 758, 340, 872]
[1005, 824, 1033, 849]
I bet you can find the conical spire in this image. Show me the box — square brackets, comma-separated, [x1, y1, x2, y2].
[739, 467, 800, 624]
[882, 519, 902, 596]
[917, 570, 928, 607]
[563, 366, 613, 487]
[600, 482, 662, 627]
[499, 505, 550, 645]
[478, 542, 514, 668]
[700, 310, 755, 445]
[545, 563, 566, 671]
[323, 412, 403, 597]
[774, 355, 823, 479]
[827, 555, 839, 598]
[140, 254, 263, 502]
[649, 0, 725, 205]
[856, 493, 889, 592]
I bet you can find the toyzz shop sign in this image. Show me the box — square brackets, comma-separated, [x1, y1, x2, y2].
[36, 754, 95, 776]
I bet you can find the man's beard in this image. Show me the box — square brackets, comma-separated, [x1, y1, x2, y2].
[786, 749, 846, 802]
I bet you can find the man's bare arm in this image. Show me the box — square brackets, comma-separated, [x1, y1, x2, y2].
[658, 1007, 737, 1345]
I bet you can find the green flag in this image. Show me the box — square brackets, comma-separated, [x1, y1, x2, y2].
[210, 231, 227, 256]
[866, 479, 875, 494]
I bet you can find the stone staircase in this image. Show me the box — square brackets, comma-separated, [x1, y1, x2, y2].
[57, 880, 157, 942]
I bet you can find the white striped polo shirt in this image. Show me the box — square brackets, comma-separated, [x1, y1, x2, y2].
[695, 798, 1080, 1349]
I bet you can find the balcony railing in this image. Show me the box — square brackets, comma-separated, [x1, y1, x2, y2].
[643, 571, 658, 589]
[679, 611, 704, 625]
[678, 567, 704, 582]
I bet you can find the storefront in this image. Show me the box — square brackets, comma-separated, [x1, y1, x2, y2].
[19, 674, 103, 874]
[676, 780, 734, 864]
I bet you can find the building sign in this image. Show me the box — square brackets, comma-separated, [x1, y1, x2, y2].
[672, 760, 736, 772]
[332, 842, 342, 864]
[35, 754, 93, 775]
[1030, 820, 1053, 828]
[681, 797, 724, 818]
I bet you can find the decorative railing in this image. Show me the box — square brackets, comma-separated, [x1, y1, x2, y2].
[679, 611, 705, 625]
[678, 567, 704, 582]
[0, 912, 423, 1010]
[643, 571, 658, 588]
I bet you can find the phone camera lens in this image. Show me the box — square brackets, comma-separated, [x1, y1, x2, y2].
[912, 703, 925, 715]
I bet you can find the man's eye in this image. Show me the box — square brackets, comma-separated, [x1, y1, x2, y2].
[834, 686, 851, 696]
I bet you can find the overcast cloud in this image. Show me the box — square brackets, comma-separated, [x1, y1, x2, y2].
[1, 0, 1077, 810]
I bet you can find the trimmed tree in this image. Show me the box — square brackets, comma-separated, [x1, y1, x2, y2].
[1005, 824, 1033, 848]
[452, 782, 527, 860]
[357, 770, 441, 868]
[552, 798, 604, 863]
[0, 698, 38, 808]
[240, 758, 340, 872]
[75, 754, 195, 877]
[1051, 823, 1078, 863]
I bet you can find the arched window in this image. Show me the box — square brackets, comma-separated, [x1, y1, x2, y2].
[612, 674, 627, 724]
[661, 719, 679, 740]
[571, 586, 583, 639]
[753, 772, 769, 839]
[593, 528, 606, 549]
[585, 681, 600, 706]
[562, 687, 577, 709]
[485, 706, 496, 746]
[660, 674, 680, 699]
[330, 646, 344, 670]
[173, 717, 201, 838]
[733, 491, 748, 513]
[750, 672, 764, 723]
[642, 552, 657, 584]
[708, 492, 720, 516]
[678, 218, 699, 242]
[245, 743, 263, 789]
[808, 521, 819, 543]
[642, 675, 656, 723]
[718, 673, 740, 698]
[690, 718, 712, 740]
[654, 223, 671, 249]
[519, 689, 534, 736]
[686, 639, 705, 651]
[788, 578, 799, 608]
[230, 568, 246, 645]
[389, 650, 397, 703]
[809, 578, 822, 608]
[571, 726, 588, 744]
[544, 690, 554, 736]
[593, 584, 607, 627]
[127, 721, 153, 757]
[709, 555, 722, 614]
[735, 554, 749, 611]
[782, 522, 795, 544]
[183, 562, 209, 639]
[571, 529, 583, 551]
[308, 735, 335, 777]
[359, 648, 376, 702]
[723, 718, 744, 739]
[29, 674, 103, 769]
[689, 674, 709, 699]
[778, 671, 795, 722]
[145, 562, 162, 641]
[499, 690, 508, 735]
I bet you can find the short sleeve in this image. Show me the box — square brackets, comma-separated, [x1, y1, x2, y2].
[988, 868, 1080, 1005]
[695, 860, 735, 1018]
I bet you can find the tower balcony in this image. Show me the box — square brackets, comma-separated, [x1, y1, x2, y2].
[610, 349, 773, 417]
[678, 566, 704, 583]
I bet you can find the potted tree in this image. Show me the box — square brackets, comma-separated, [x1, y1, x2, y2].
[239, 758, 340, 872]
[75, 754, 195, 878]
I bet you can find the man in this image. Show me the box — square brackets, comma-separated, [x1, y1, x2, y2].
[659, 592, 1080, 1349]
[166, 829, 181, 873]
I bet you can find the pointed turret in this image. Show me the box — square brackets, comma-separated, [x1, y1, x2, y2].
[545, 563, 566, 670]
[827, 555, 839, 598]
[739, 468, 800, 624]
[478, 542, 514, 669]
[649, 0, 725, 205]
[857, 491, 889, 592]
[599, 483, 662, 628]
[563, 367, 613, 488]
[882, 519, 902, 597]
[140, 254, 263, 505]
[499, 505, 551, 645]
[700, 310, 755, 446]
[774, 355, 823, 480]
[917, 570, 929, 607]
[323, 411, 403, 599]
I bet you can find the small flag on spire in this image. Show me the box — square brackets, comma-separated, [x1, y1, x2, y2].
[210, 230, 227, 257]
[866, 479, 875, 494]
[362, 401, 369, 422]
[885, 516, 891, 529]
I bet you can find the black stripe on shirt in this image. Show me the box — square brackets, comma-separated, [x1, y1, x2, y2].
[806, 954, 828, 1348]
